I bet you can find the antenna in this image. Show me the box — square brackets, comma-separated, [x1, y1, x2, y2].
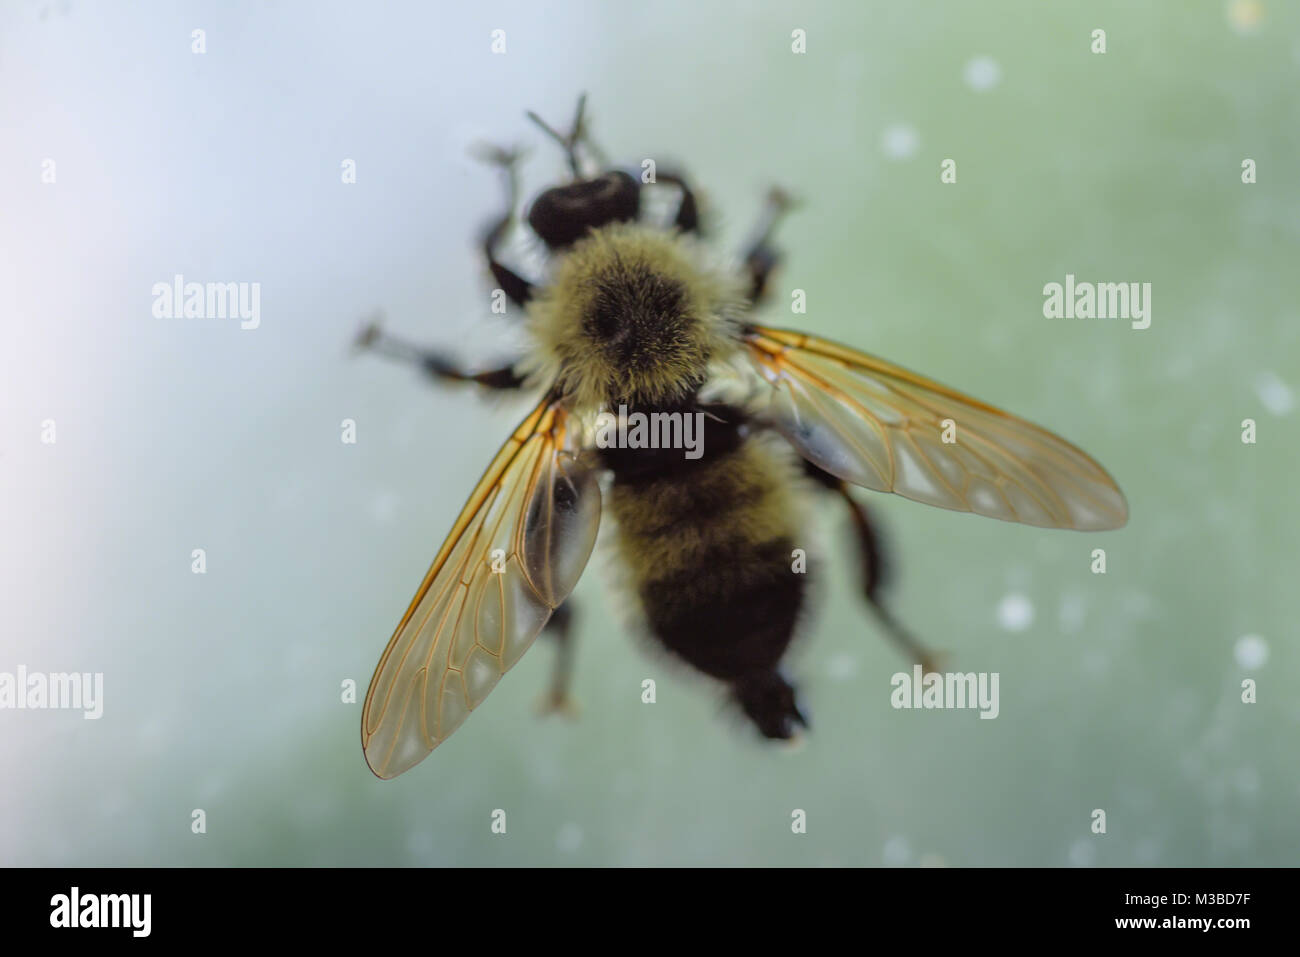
[526, 93, 588, 178]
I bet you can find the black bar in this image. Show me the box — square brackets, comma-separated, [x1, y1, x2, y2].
[0, 867, 1282, 942]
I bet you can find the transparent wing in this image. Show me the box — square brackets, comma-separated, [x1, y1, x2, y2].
[744, 326, 1128, 530]
[361, 396, 601, 779]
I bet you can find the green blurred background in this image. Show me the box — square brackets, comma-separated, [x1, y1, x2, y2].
[2, 0, 1296, 866]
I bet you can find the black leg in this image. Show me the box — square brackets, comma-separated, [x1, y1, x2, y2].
[802, 460, 942, 674]
[742, 186, 795, 306]
[475, 145, 535, 309]
[653, 171, 700, 234]
[353, 319, 525, 390]
[538, 600, 578, 715]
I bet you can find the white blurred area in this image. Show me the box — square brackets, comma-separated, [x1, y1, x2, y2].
[0, 0, 626, 860]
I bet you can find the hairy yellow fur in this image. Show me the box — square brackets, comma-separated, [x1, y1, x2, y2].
[522, 223, 745, 411]
[607, 436, 803, 588]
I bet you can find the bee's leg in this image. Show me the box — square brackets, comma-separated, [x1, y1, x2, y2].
[353, 320, 525, 390]
[476, 144, 535, 309]
[802, 460, 943, 674]
[653, 172, 700, 234]
[537, 600, 579, 716]
[742, 187, 796, 306]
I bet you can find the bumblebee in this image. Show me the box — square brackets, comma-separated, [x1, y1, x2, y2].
[355, 97, 1128, 779]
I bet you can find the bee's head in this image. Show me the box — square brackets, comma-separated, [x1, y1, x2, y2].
[528, 224, 741, 410]
[527, 171, 641, 249]
[520, 97, 640, 249]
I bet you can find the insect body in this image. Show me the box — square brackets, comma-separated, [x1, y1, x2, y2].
[356, 98, 1127, 779]
[534, 223, 813, 738]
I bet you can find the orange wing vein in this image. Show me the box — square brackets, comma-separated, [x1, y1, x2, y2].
[361, 396, 601, 779]
[744, 326, 1127, 530]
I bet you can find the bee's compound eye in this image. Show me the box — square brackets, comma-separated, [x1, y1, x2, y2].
[527, 171, 640, 249]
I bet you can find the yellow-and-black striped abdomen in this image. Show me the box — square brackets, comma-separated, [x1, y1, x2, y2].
[599, 403, 809, 738]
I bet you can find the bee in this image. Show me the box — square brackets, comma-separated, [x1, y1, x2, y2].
[355, 97, 1128, 779]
